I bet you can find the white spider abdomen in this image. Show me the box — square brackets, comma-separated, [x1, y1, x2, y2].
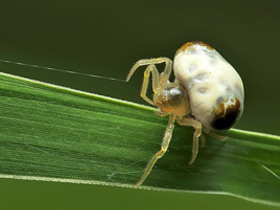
[173, 41, 244, 131]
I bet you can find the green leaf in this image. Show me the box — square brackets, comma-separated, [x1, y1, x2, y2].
[1, 72, 280, 207]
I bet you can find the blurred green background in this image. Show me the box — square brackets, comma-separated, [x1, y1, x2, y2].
[0, 1, 279, 209]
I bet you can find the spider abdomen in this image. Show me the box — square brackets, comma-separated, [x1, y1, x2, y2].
[173, 41, 244, 131]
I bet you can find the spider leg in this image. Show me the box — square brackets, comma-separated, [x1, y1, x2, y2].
[158, 58, 173, 88]
[200, 134, 206, 147]
[176, 116, 202, 165]
[134, 114, 176, 187]
[140, 64, 159, 105]
[203, 128, 228, 141]
[126, 57, 172, 106]
[126, 57, 172, 82]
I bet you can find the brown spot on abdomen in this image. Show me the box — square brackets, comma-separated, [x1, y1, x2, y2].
[175, 41, 214, 55]
[210, 98, 242, 130]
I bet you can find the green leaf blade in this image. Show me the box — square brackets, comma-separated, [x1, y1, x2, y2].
[1, 72, 280, 207]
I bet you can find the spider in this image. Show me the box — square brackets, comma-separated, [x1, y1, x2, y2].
[126, 41, 244, 187]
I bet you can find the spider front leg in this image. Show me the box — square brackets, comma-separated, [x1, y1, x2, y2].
[140, 64, 159, 105]
[134, 114, 176, 187]
[176, 116, 203, 165]
[126, 57, 172, 105]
